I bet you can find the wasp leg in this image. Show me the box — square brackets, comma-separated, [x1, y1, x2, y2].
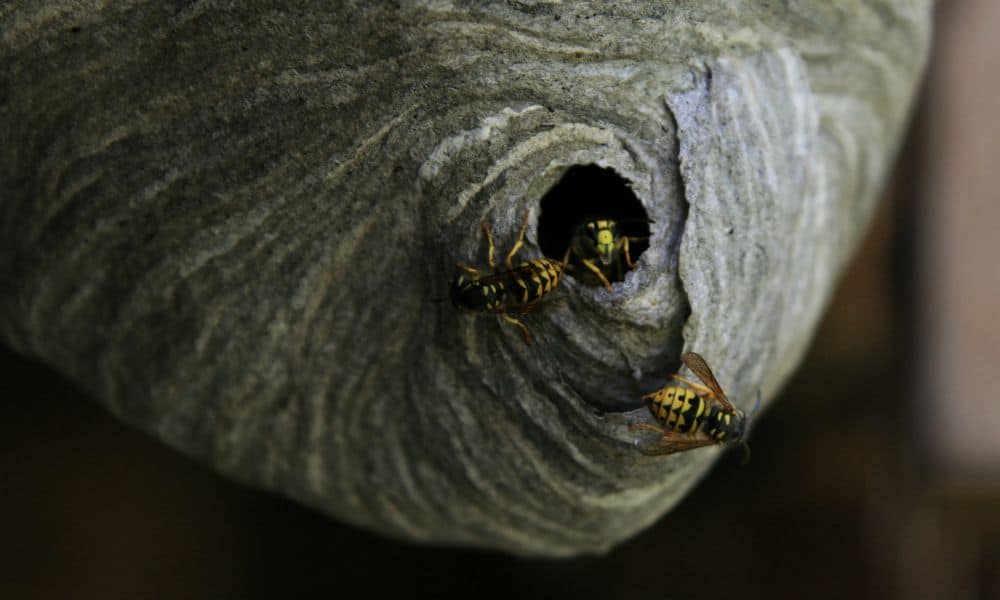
[500, 314, 533, 345]
[622, 237, 635, 269]
[623, 235, 650, 269]
[481, 222, 498, 272]
[455, 262, 481, 276]
[504, 211, 531, 269]
[580, 258, 613, 292]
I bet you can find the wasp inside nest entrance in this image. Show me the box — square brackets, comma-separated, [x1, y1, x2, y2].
[537, 165, 651, 291]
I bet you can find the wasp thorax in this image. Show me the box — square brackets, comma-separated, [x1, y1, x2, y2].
[592, 221, 618, 265]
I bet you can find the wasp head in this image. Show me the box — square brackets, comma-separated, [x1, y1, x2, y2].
[575, 219, 619, 266]
[449, 275, 500, 311]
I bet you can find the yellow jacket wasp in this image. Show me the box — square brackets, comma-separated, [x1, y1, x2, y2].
[450, 212, 567, 344]
[565, 218, 648, 292]
[631, 352, 760, 459]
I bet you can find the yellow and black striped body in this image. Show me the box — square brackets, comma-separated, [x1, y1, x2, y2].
[450, 258, 564, 314]
[643, 385, 747, 443]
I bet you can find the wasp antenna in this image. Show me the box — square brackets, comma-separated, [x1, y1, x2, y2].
[743, 390, 760, 436]
[561, 246, 573, 267]
[741, 390, 762, 435]
[736, 390, 763, 464]
[739, 441, 752, 466]
[750, 389, 762, 418]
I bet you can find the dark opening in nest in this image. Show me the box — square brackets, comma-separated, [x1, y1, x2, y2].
[537, 165, 651, 287]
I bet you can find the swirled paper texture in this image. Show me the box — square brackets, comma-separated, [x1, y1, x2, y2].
[0, 2, 930, 555]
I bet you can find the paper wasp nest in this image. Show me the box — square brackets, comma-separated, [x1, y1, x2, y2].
[0, 3, 930, 555]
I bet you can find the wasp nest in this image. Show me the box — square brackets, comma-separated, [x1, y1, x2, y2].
[0, 2, 931, 555]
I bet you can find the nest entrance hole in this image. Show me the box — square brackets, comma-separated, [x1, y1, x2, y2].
[537, 165, 651, 287]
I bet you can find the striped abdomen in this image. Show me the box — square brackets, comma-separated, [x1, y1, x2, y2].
[643, 385, 746, 442]
[505, 259, 563, 307]
[450, 258, 563, 313]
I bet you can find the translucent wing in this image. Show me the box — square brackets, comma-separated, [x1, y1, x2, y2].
[633, 434, 720, 457]
[629, 422, 720, 456]
[681, 352, 729, 404]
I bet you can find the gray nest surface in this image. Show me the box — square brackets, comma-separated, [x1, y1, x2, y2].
[0, 2, 931, 555]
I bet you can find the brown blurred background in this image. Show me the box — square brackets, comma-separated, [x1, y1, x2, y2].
[3, 4, 999, 599]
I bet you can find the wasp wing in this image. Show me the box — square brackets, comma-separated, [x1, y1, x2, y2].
[681, 352, 731, 406]
[634, 435, 719, 456]
[630, 423, 721, 456]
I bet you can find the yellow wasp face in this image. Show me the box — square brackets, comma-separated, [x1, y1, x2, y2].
[566, 216, 644, 291]
[587, 220, 618, 265]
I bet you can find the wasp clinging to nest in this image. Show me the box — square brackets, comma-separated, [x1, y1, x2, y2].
[450, 211, 566, 344]
[630, 352, 760, 459]
[565, 218, 648, 292]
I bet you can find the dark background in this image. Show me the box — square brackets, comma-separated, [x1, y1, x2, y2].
[4, 4, 998, 599]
